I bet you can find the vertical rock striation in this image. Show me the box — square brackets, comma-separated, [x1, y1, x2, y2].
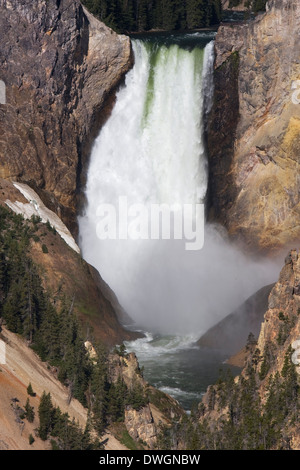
[0, 0, 133, 235]
[207, 0, 300, 254]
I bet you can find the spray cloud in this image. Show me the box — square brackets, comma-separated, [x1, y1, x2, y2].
[78, 36, 279, 339]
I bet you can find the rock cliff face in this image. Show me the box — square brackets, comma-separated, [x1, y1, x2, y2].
[257, 249, 300, 367]
[0, 0, 132, 236]
[199, 248, 300, 449]
[197, 283, 274, 355]
[207, 0, 300, 254]
[107, 352, 185, 449]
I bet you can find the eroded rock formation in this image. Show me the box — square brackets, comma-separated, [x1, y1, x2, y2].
[208, 0, 300, 254]
[107, 352, 185, 449]
[0, 0, 132, 236]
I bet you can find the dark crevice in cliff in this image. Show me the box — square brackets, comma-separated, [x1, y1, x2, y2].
[206, 50, 240, 228]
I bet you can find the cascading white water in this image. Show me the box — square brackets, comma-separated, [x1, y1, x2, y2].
[78, 35, 278, 341]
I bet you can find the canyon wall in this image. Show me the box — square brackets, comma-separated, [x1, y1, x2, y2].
[198, 248, 300, 449]
[0, 0, 132, 236]
[208, 0, 300, 254]
[0, 0, 138, 343]
[0, 178, 138, 346]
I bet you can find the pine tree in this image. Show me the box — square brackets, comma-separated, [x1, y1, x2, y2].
[252, 0, 267, 12]
[186, 0, 206, 29]
[281, 346, 299, 415]
[127, 379, 148, 410]
[136, 0, 149, 31]
[27, 382, 36, 397]
[90, 343, 109, 434]
[0, 251, 8, 306]
[81, 0, 222, 32]
[25, 398, 35, 423]
[259, 342, 272, 380]
[3, 281, 24, 334]
[263, 372, 283, 448]
[107, 377, 127, 422]
[38, 392, 54, 440]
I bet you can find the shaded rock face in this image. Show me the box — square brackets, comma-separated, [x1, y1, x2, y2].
[197, 283, 275, 355]
[0, 0, 132, 236]
[207, 0, 300, 254]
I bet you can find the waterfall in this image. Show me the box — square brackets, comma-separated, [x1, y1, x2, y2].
[78, 35, 278, 339]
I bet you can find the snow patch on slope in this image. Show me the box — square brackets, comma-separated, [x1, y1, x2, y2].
[5, 182, 80, 254]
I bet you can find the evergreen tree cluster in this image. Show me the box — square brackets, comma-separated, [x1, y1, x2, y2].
[0, 205, 149, 447]
[38, 391, 102, 449]
[0, 206, 92, 408]
[158, 337, 299, 450]
[0, 206, 45, 342]
[2, 204, 296, 450]
[82, 0, 222, 33]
